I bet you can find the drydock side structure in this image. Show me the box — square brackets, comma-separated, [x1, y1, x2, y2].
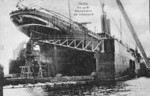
[9, 4, 138, 81]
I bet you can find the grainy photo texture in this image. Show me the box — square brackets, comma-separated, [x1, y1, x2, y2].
[0, 0, 149, 96]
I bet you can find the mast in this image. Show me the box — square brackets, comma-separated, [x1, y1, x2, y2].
[100, 0, 111, 35]
[120, 18, 122, 40]
[68, 0, 72, 31]
[115, 0, 149, 67]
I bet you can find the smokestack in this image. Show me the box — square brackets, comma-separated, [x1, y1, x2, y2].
[100, 2, 106, 34]
[105, 19, 111, 35]
[101, 14, 106, 33]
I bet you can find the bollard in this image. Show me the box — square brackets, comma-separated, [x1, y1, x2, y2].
[0, 64, 4, 96]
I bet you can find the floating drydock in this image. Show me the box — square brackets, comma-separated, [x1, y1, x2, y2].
[9, 2, 140, 82]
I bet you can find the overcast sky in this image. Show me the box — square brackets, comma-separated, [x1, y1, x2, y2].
[0, 0, 149, 74]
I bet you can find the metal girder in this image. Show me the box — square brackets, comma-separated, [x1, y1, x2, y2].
[68, 40, 76, 46]
[76, 40, 84, 48]
[93, 42, 102, 51]
[60, 39, 68, 45]
[39, 38, 103, 52]
[84, 41, 92, 49]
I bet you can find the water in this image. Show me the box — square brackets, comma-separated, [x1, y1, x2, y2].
[3, 77, 150, 96]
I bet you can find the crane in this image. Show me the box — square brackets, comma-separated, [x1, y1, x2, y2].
[115, 0, 150, 68]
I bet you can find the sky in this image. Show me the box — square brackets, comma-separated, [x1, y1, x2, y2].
[0, 0, 149, 75]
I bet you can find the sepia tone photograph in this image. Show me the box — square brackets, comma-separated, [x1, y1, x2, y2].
[0, 0, 149, 96]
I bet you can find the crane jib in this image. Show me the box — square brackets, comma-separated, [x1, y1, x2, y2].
[115, 0, 150, 67]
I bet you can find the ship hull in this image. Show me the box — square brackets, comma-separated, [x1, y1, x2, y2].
[95, 39, 135, 81]
[10, 9, 86, 38]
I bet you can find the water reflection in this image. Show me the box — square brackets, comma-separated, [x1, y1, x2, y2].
[4, 77, 150, 96]
[44, 81, 129, 96]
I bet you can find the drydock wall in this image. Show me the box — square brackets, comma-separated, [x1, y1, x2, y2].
[95, 39, 134, 81]
[95, 39, 115, 81]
